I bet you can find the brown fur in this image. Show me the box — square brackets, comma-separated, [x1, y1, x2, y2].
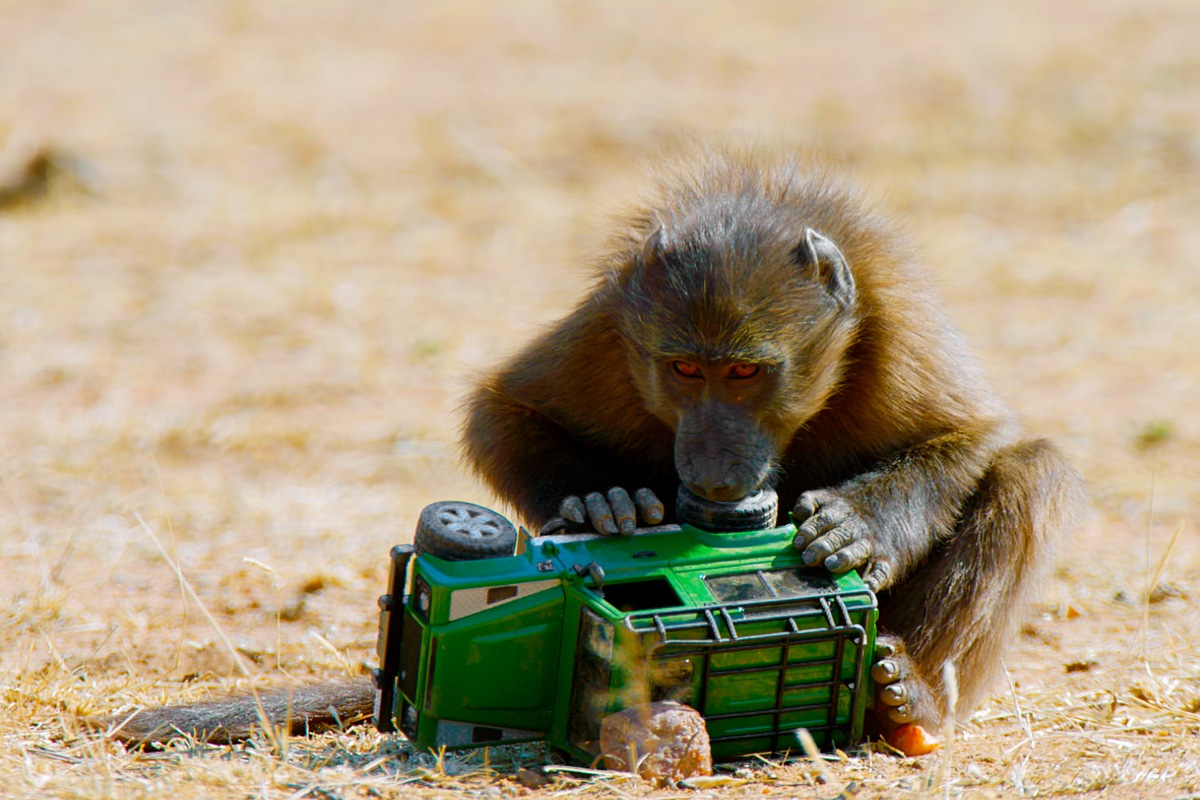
[462, 148, 1086, 730]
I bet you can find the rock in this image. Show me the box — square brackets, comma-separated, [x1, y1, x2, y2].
[514, 768, 552, 789]
[599, 701, 712, 782]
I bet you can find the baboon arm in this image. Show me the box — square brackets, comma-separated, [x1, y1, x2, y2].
[837, 424, 1014, 584]
[462, 387, 629, 526]
[461, 302, 674, 527]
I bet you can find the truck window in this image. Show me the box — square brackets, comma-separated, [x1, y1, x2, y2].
[706, 568, 837, 603]
[598, 578, 681, 611]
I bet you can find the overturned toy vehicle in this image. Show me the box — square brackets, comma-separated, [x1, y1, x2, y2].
[373, 488, 877, 763]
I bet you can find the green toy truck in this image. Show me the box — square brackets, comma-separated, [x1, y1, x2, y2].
[373, 488, 877, 763]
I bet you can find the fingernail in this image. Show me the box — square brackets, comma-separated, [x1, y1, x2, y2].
[825, 555, 843, 571]
[802, 549, 819, 566]
[620, 519, 635, 534]
[603, 520, 618, 535]
[872, 660, 897, 682]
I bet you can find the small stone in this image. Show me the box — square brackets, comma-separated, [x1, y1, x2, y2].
[514, 768, 552, 789]
[599, 701, 712, 782]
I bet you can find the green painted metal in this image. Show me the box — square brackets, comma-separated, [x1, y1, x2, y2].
[375, 511, 877, 761]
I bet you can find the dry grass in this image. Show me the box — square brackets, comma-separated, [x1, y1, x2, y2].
[2, 1, 1199, 797]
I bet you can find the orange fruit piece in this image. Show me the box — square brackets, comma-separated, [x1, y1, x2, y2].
[887, 723, 941, 756]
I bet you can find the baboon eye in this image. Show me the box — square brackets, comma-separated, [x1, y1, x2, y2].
[672, 360, 702, 378]
[729, 363, 760, 380]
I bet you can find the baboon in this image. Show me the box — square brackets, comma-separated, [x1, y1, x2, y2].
[462, 148, 1085, 747]
[94, 149, 1083, 754]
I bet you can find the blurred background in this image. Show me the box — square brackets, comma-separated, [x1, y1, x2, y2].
[1, 0, 1197, 791]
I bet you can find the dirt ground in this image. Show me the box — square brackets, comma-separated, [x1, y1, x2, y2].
[2, 1, 1198, 798]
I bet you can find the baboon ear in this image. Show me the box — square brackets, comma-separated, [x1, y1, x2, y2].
[796, 229, 855, 308]
[640, 224, 669, 268]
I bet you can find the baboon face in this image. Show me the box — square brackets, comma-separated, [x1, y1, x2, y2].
[615, 217, 858, 501]
[657, 357, 784, 501]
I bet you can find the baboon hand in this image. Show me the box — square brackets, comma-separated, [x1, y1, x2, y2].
[556, 487, 665, 535]
[792, 489, 893, 590]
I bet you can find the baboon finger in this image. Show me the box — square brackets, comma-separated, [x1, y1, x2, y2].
[794, 489, 835, 521]
[863, 560, 893, 592]
[874, 637, 899, 660]
[633, 488, 665, 525]
[559, 496, 586, 524]
[794, 507, 847, 549]
[538, 518, 569, 536]
[800, 521, 859, 566]
[887, 704, 915, 724]
[606, 487, 637, 534]
[880, 683, 909, 707]
[584, 492, 617, 535]
[871, 659, 901, 684]
[824, 538, 872, 573]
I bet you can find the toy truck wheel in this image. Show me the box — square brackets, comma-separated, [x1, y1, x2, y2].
[676, 486, 779, 532]
[413, 501, 518, 561]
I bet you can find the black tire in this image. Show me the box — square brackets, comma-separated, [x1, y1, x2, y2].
[676, 486, 779, 532]
[413, 501, 518, 561]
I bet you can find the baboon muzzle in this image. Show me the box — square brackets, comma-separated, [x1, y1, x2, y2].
[673, 409, 775, 502]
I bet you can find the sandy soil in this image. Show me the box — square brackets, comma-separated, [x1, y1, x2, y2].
[1, 2, 1198, 798]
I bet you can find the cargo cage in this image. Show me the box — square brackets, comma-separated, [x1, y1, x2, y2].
[624, 577, 875, 754]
